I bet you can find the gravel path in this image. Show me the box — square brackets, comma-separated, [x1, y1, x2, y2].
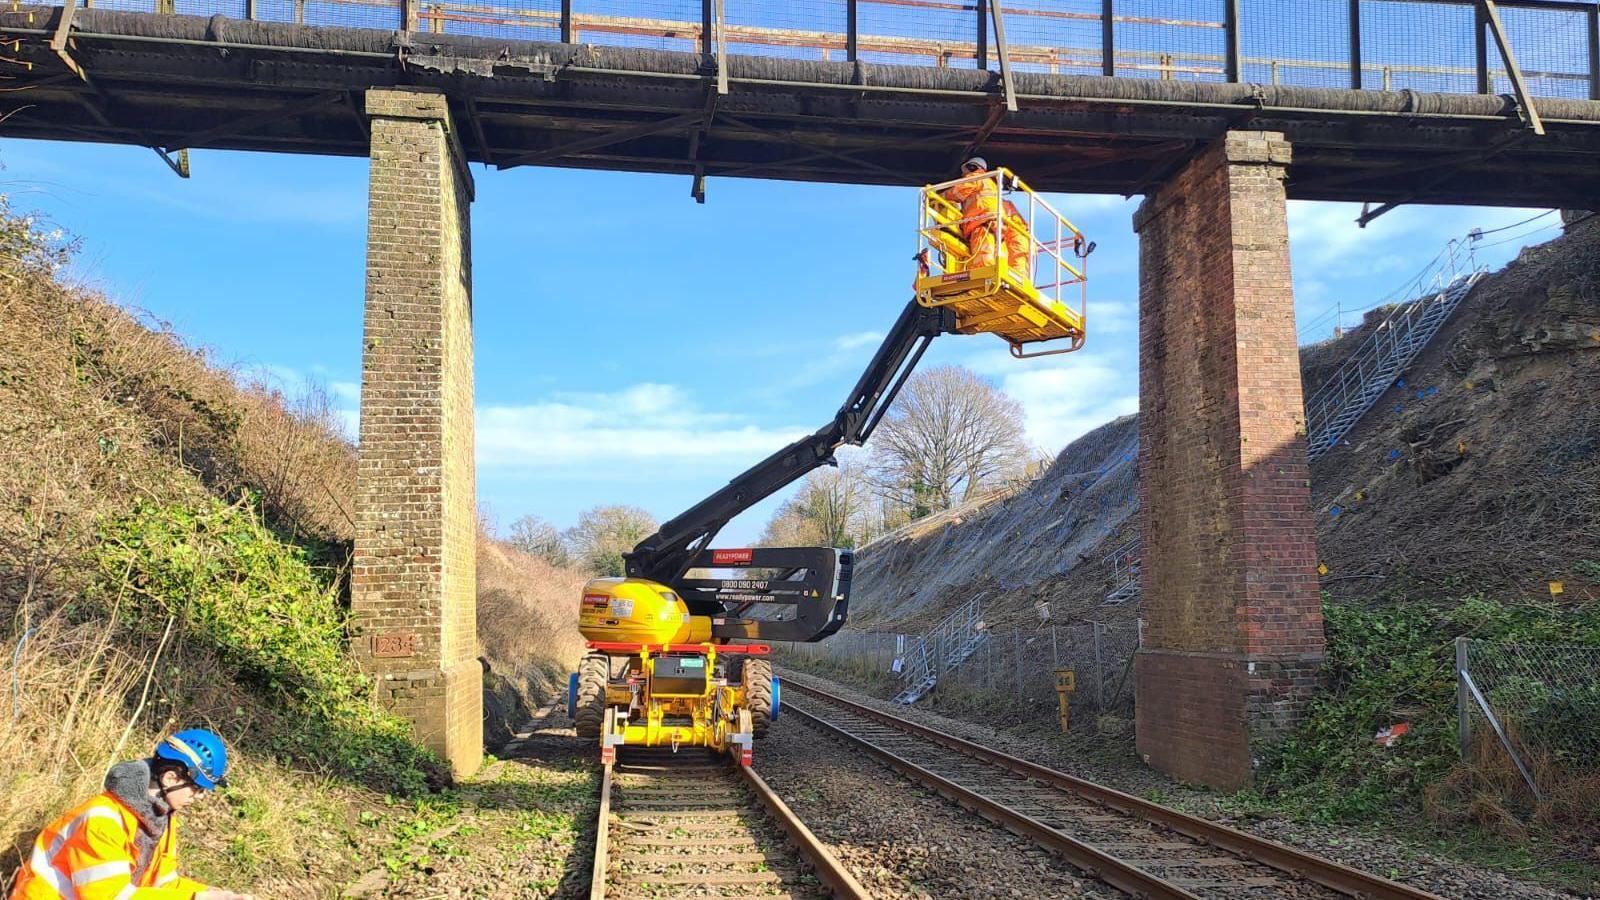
[778, 669, 1590, 900]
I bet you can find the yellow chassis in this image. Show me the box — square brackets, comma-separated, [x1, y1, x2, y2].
[597, 644, 756, 765]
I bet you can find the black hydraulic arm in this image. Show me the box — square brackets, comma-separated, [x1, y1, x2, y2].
[624, 299, 956, 586]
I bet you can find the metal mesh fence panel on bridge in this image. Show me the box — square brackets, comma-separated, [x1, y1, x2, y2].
[856, 0, 981, 69]
[1492, 3, 1593, 100]
[987, 0, 1104, 77]
[1240, 0, 1351, 88]
[1112, 0, 1226, 81]
[32, 0, 1600, 99]
[1459, 638, 1600, 804]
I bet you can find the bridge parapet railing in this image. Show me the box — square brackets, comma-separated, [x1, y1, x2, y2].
[39, 0, 1600, 101]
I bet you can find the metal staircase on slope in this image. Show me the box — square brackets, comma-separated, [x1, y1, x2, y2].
[1304, 268, 1483, 460]
[1102, 537, 1141, 605]
[892, 596, 987, 704]
[1099, 259, 1485, 605]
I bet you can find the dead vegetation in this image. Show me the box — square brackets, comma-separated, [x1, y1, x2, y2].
[0, 197, 586, 891]
[477, 539, 588, 748]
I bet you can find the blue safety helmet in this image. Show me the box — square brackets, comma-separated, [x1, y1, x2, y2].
[153, 729, 229, 790]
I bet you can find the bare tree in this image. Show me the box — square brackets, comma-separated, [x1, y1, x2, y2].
[507, 514, 571, 567]
[759, 462, 871, 548]
[564, 505, 658, 576]
[868, 365, 1030, 518]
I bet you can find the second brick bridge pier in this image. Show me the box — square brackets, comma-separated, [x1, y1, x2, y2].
[11, 2, 1600, 785]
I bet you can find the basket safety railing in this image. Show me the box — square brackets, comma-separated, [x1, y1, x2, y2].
[915, 167, 1090, 357]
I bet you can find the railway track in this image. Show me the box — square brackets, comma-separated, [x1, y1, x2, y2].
[589, 748, 871, 899]
[783, 678, 1444, 900]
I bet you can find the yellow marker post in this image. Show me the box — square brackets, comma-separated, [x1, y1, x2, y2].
[1550, 580, 1565, 596]
[1055, 668, 1076, 732]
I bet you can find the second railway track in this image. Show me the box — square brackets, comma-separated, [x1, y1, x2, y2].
[783, 677, 1444, 900]
[589, 748, 870, 899]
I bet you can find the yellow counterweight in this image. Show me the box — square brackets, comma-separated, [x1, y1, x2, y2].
[578, 576, 713, 645]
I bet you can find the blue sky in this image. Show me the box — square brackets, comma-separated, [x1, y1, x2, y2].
[0, 139, 1559, 543]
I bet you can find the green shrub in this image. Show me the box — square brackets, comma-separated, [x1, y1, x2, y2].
[1255, 592, 1600, 822]
[93, 494, 446, 795]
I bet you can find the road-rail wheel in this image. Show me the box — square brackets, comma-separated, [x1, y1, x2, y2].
[742, 658, 774, 739]
[574, 653, 609, 741]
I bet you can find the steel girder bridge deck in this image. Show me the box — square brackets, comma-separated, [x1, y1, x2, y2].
[6, 1, 1600, 209]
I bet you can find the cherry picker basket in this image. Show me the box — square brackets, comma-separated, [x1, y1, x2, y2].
[914, 167, 1089, 358]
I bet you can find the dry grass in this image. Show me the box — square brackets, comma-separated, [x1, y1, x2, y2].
[1426, 728, 1600, 851]
[0, 209, 379, 890]
[0, 618, 147, 877]
[477, 538, 589, 744]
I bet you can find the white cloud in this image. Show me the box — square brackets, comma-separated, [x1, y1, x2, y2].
[477, 383, 808, 470]
[998, 359, 1138, 453]
[834, 331, 883, 351]
[1085, 298, 1135, 335]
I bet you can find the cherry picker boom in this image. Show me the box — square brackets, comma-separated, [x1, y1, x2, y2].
[569, 167, 1091, 764]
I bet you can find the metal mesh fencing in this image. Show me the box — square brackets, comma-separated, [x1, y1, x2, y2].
[781, 621, 1142, 737]
[571, 0, 701, 51]
[1359, 0, 1478, 94]
[725, 0, 847, 61]
[857, 0, 981, 69]
[1113, 0, 1227, 81]
[775, 629, 908, 691]
[1492, 4, 1593, 100]
[991, 0, 1104, 76]
[938, 622, 1140, 724]
[1459, 638, 1600, 802]
[34, 0, 1600, 99]
[1240, 0, 1351, 88]
[419, 0, 560, 40]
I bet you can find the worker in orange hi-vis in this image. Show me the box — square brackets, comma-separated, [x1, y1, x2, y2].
[10, 729, 254, 900]
[999, 195, 1034, 282]
[943, 157, 1000, 269]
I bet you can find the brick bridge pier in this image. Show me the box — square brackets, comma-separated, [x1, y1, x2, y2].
[1133, 131, 1325, 790]
[345, 87, 1323, 787]
[352, 88, 483, 778]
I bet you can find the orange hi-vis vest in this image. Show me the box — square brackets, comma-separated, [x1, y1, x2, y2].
[9, 791, 208, 900]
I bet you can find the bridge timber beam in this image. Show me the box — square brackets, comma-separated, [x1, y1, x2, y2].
[5, 6, 1600, 208]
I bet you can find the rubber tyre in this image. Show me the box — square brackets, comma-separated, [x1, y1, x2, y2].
[743, 658, 774, 739]
[573, 654, 609, 741]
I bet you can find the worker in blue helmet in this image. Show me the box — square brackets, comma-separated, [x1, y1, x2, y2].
[11, 728, 255, 900]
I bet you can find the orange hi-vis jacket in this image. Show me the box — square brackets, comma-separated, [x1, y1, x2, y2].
[9, 788, 209, 900]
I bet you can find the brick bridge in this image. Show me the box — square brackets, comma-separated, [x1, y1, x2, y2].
[8, 0, 1600, 784]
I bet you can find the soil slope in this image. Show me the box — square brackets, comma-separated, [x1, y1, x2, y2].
[851, 219, 1600, 633]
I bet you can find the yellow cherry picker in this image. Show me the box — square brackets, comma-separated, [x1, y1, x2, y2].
[568, 166, 1093, 764]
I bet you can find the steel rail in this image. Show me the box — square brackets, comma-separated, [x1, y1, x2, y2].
[784, 702, 1205, 900]
[587, 761, 612, 900]
[738, 763, 875, 899]
[786, 679, 1443, 900]
[588, 751, 872, 900]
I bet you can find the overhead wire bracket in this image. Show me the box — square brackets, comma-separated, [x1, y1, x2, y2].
[1477, 0, 1544, 135]
[987, 0, 1017, 112]
[152, 146, 190, 178]
[48, 0, 84, 80]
